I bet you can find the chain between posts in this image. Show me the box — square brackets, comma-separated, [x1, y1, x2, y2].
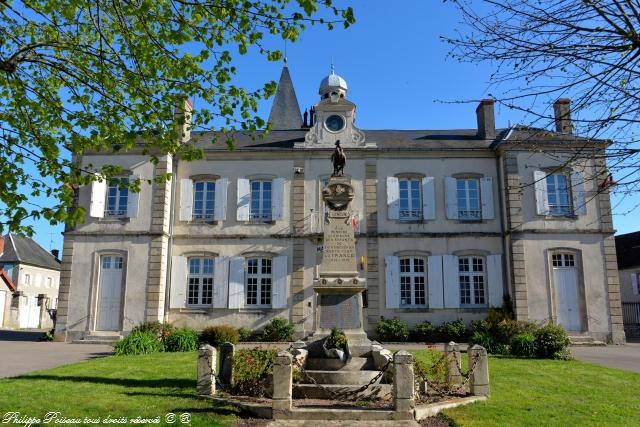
[414, 352, 481, 398]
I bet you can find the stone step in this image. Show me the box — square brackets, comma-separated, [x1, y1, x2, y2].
[72, 335, 122, 344]
[569, 336, 606, 346]
[293, 383, 392, 400]
[274, 408, 414, 422]
[301, 370, 382, 385]
[305, 357, 373, 371]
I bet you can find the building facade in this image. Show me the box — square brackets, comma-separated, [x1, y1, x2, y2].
[54, 64, 625, 343]
[615, 231, 640, 337]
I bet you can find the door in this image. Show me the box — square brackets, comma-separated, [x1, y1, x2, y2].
[0, 290, 6, 327]
[19, 296, 39, 329]
[553, 253, 582, 331]
[96, 255, 124, 331]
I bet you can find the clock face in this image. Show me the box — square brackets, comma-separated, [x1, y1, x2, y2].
[325, 114, 345, 132]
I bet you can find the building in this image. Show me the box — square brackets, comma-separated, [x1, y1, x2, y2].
[54, 63, 625, 344]
[615, 231, 640, 337]
[0, 234, 61, 329]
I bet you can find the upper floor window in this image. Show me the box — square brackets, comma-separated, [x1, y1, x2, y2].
[106, 178, 129, 217]
[24, 273, 31, 286]
[546, 174, 572, 216]
[399, 178, 422, 220]
[399, 257, 427, 307]
[456, 178, 481, 221]
[246, 257, 272, 307]
[250, 180, 272, 221]
[534, 170, 586, 217]
[193, 181, 216, 220]
[459, 256, 486, 306]
[46, 277, 53, 288]
[187, 257, 214, 306]
[552, 253, 575, 268]
[102, 255, 123, 270]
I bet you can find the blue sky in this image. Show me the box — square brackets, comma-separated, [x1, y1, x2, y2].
[19, 1, 640, 252]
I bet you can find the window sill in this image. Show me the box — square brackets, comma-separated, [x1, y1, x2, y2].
[99, 217, 130, 223]
[186, 219, 219, 225]
[179, 307, 209, 313]
[459, 305, 489, 312]
[541, 214, 578, 220]
[397, 219, 426, 224]
[245, 220, 276, 225]
[395, 307, 430, 313]
[239, 307, 275, 313]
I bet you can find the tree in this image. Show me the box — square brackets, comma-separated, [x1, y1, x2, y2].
[444, 0, 640, 199]
[0, 0, 354, 234]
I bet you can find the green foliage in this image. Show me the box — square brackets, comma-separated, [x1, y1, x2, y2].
[238, 327, 254, 342]
[0, 1, 356, 235]
[38, 329, 55, 342]
[164, 328, 200, 352]
[436, 319, 468, 342]
[534, 323, 572, 360]
[260, 317, 294, 342]
[200, 325, 240, 348]
[327, 328, 347, 350]
[492, 320, 538, 346]
[469, 331, 508, 355]
[132, 321, 174, 341]
[413, 350, 450, 385]
[113, 331, 164, 356]
[410, 321, 436, 342]
[375, 318, 409, 342]
[510, 333, 536, 358]
[232, 348, 278, 397]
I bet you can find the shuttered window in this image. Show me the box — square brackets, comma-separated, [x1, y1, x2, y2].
[459, 256, 486, 306]
[456, 178, 481, 220]
[246, 258, 272, 307]
[187, 258, 214, 306]
[399, 257, 427, 307]
[106, 178, 129, 217]
[399, 178, 422, 220]
[250, 180, 272, 221]
[193, 181, 216, 220]
[546, 174, 572, 215]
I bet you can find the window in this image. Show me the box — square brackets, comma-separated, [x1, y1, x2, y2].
[246, 258, 272, 306]
[552, 253, 575, 267]
[399, 178, 422, 220]
[399, 257, 427, 307]
[106, 177, 129, 216]
[546, 174, 572, 215]
[102, 255, 123, 270]
[187, 258, 214, 306]
[250, 180, 272, 221]
[459, 256, 486, 305]
[24, 274, 31, 286]
[46, 277, 52, 288]
[193, 181, 216, 220]
[457, 178, 481, 220]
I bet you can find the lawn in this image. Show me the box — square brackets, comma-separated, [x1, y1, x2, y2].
[0, 350, 638, 426]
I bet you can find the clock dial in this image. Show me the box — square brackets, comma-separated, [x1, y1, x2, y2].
[325, 114, 345, 132]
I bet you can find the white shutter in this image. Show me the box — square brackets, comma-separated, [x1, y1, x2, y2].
[272, 178, 285, 220]
[228, 256, 245, 309]
[422, 177, 436, 220]
[480, 176, 494, 220]
[487, 254, 504, 307]
[571, 171, 586, 215]
[213, 256, 229, 308]
[214, 178, 228, 221]
[384, 256, 400, 309]
[170, 255, 188, 308]
[442, 255, 460, 308]
[89, 176, 107, 218]
[445, 177, 458, 220]
[237, 178, 250, 221]
[127, 174, 140, 218]
[427, 255, 444, 309]
[272, 256, 289, 309]
[179, 179, 193, 222]
[631, 273, 639, 295]
[387, 177, 400, 220]
[534, 170, 550, 215]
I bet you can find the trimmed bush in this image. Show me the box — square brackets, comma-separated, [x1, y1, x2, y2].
[232, 348, 278, 397]
[411, 321, 436, 342]
[260, 317, 294, 342]
[469, 330, 508, 355]
[493, 320, 538, 345]
[510, 333, 536, 358]
[238, 327, 253, 342]
[200, 325, 240, 348]
[113, 330, 163, 356]
[164, 328, 200, 352]
[375, 318, 409, 342]
[436, 319, 468, 342]
[534, 323, 571, 359]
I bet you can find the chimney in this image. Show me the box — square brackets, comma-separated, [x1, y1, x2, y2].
[51, 249, 60, 260]
[476, 99, 496, 140]
[553, 98, 572, 134]
[174, 97, 193, 142]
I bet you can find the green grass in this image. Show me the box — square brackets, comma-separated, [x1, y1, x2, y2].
[0, 352, 237, 427]
[411, 350, 640, 427]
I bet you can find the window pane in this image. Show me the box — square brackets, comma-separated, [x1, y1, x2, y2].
[460, 275, 471, 305]
[189, 258, 201, 274]
[203, 258, 214, 275]
[188, 277, 199, 305]
[102, 257, 111, 269]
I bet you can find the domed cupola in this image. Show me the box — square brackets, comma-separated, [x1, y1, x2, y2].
[319, 65, 348, 99]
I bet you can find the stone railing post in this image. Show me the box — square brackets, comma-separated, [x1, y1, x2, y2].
[393, 350, 415, 414]
[445, 341, 462, 385]
[219, 342, 235, 385]
[197, 344, 216, 397]
[468, 344, 489, 396]
[272, 351, 293, 416]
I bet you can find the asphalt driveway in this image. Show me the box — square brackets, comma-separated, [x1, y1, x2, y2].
[0, 329, 112, 378]
[571, 342, 640, 373]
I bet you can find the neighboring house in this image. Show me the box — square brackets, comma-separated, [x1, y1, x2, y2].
[54, 63, 625, 344]
[616, 231, 640, 337]
[0, 234, 61, 329]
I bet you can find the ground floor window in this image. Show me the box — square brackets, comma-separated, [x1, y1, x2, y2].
[399, 256, 427, 307]
[246, 257, 272, 306]
[187, 258, 214, 306]
[459, 256, 486, 305]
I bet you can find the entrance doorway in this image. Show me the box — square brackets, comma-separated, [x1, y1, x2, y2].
[552, 253, 582, 332]
[96, 255, 124, 331]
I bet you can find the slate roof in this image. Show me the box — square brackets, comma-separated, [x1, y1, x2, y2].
[267, 63, 303, 130]
[615, 231, 640, 270]
[0, 234, 61, 271]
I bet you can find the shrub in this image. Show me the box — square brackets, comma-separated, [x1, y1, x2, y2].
[113, 330, 163, 355]
[375, 318, 409, 342]
[232, 348, 278, 397]
[410, 321, 436, 342]
[200, 325, 240, 348]
[534, 323, 571, 359]
[510, 333, 536, 358]
[132, 321, 174, 342]
[469, 331, 508, 355]
[327, 328, 347, 350]
[470, 319, 490, 334]
[436, 319, 468, 342]
[238, 327, 253, 342]
[38, 329, 55, 342]
[260, 317, 294, 342]
[164, 328, 200, 352]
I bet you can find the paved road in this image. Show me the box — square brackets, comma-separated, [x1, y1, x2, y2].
[571, 342, 640, 373]
[0, 329, 112, 378]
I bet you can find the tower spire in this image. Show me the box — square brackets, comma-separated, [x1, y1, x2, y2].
[268, 61, 302, 129]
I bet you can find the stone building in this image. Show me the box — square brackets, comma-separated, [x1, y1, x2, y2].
[615, 231, 640, 337]
[54, 63, 625, 344]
